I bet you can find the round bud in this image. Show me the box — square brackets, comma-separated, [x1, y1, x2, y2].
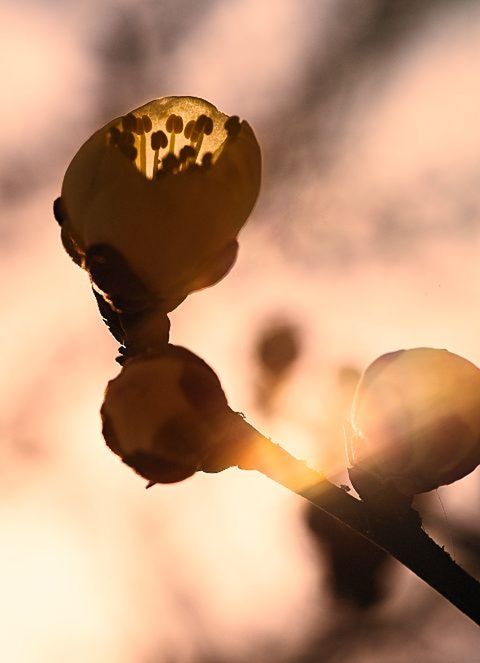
[350, 348, 480, 496]
[101, 346, 234, 484]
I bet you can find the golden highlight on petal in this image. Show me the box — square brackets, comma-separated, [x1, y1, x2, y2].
[109, 98, 233, 180]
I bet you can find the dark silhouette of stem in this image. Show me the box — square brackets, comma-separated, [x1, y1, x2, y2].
[222, 415, 480, 626]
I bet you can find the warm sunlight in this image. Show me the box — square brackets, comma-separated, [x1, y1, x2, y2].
[2, 1, 480, 661]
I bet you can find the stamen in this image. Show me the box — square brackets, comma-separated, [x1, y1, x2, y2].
[166, 114, 183, 154]
[224, 115, 241, 138]
[165, 114, 175, 133]
[151, 130, 168, 178]
[193, 114, 212, 156]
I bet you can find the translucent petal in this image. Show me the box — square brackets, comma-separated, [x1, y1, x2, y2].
[61, 96, 261, 312]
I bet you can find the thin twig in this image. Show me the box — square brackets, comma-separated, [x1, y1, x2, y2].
[215, 415, 480, 626]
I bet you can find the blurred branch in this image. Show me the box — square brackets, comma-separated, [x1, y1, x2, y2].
[293, 587, 439, 663]
[217, 415, 480, 626]
[266, 0, 466, 175]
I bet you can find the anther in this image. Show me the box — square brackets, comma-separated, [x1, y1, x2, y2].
[224, 115, 241, 138]
[195, 114, 213, 136]
[184, 120, 195, 140]
[151, 131, 168, 150]
[195, 115, 208, 132]
[122, 113, 137, 132]
[142, 115, 152, 133]
[203, 117, 213, 136]
[173, 115, 183, 133]
[166, 114, 183, 134]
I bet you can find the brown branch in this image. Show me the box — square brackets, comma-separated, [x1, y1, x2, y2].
[213, 414, 480, 626]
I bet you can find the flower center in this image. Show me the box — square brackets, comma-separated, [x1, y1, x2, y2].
[108, 111, 239, 179]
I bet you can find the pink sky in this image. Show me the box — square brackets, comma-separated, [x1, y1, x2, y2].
[1, 1, 480, 661]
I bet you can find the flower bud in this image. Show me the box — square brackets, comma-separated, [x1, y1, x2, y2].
[59, 96, 261, 313]
[350, 348, 480, 496]
[101, 345, 236, 484]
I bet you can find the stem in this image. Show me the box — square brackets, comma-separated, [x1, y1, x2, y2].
[216, 415, 480, 626]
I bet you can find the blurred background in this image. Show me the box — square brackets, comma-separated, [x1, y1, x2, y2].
[1, 0, 480, 660]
